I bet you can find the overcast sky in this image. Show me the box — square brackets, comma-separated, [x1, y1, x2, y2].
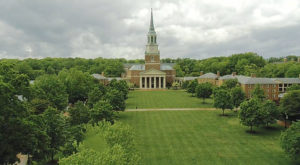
[0, 0, 300, 60]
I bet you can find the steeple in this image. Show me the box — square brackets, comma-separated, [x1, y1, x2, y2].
[149, 8, 155, 33]
[145, 8, 160, 70]
[147, 8, 157, 45]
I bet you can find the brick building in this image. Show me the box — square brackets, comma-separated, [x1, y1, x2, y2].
[125, 9, 176, 88]
[196, 72, 300, 101]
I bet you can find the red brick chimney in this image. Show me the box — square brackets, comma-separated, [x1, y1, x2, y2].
[232, 72, 236, 76]
[200, 71, 204, 76]
[251, 73, 256, 78]
[101, 72, 105, 76]
[217, 71, 220, 77]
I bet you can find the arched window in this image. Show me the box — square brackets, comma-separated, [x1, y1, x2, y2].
[151, 56, 154, 62]
[151, 36, 153, 43]
[154, 36, 156, 43]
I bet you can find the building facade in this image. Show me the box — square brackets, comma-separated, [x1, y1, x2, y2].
[125, 9, 176, 88]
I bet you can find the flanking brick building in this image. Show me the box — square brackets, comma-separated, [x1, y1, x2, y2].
[196, 72, 300, 101]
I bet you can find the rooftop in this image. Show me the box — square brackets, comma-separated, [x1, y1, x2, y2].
[199, 73, 218, 79]
[129, 63, 174, 71]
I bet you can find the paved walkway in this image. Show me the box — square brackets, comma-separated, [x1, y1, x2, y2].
[126, 108, 218, 112]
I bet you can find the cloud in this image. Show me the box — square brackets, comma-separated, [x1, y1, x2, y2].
[0, 0, 300, 59]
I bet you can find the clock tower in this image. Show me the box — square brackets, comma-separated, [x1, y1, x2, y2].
[145, 8, 160, 70]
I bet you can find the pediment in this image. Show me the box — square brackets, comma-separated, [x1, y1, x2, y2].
[140, 68, 166, 75]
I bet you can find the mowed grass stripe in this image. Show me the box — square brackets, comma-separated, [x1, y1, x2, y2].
[126, 90, 213, 109]
[120, 110, 294, 165]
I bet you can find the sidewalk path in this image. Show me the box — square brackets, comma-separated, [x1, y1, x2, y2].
[125, 108, 218, 112]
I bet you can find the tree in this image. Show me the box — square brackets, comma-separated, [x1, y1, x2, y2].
[280, 90, 300, 122]
[0, 80, 32, 164]
[109, 79, 129, 100]
[261, 100, 280, 127]
[223, 79, 239, 89]
[231, 86, 245, 111]
[213, 88, 233, 116]
[172, 82, 180, 90]
[105, 88, 126, 111]
[187, 79, 198, 96]
[287, 84, 300, 91]
[10, 74, 31, 98]
[90, 101, 115, 124]
[251, 85, 265, 101]
[181, 81, 189, 89]
[88, 83, 107, 108]
[68, 101, 90, 126]
[280, 122, 300, 160]
[43, 107, 68, 162]
[239, 98, 264, 132]
[195, 82, 213, 103]
[32, 74, 68, 111]
[58, 68, 94, 104]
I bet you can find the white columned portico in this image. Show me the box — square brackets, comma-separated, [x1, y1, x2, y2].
[154, 76, 156, 88]
[140, 77, 142, 88]
[159, 77, 161, 88]
[149, 77, 152, 89]
[163, 77, 166, 88]
[145, 77, 148, 89]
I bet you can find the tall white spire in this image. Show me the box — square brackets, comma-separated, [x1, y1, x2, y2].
[145, 8, 159, 55]
[149, 8, 155, 33]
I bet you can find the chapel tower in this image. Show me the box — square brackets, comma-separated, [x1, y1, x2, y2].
[145, 8, 160, 70]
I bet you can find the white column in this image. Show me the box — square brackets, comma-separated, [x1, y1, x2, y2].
[159, 77, 161, 88]
[145, 77, 148, 89]
[154, 76, 157, 88]
[163, 76, 166, 88]
[140, 77, 142, 89]
[149, 77, 152, 89]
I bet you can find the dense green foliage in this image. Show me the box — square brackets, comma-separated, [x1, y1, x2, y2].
[231, 86, 245, 111]
[280, 122, 300, 160]
[0, 60, 129, 164]
[60, 122, 140, 165]
[195, 82, 213, 103]
[32, 74, 68, 111]
[251, 85, 266, 101]
[187, 79, 198, 95]
[213, 87, 233, 115]
[239, 98, 264, 132]
[120, 110, 291, 165]
[280, 90, 300, 121]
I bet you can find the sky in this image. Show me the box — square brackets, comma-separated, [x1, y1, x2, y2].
[0, 0, 300, 60]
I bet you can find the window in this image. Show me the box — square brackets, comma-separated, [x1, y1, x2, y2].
[151, 36, 153, 43]
[151, 56, 154, 62]
[154, 36, 156, 43]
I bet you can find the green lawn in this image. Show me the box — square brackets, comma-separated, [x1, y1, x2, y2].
[119, 110, 297, 165]
[126, 90, 213, 109]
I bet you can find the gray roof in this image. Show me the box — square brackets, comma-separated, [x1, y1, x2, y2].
[129, 63, 174, 71]
[183, 77, 198, 81]
[199, 73, 218, 79]
[92, 74, 107, 80]
[129, 64, 145, 70]
[237, 76, 278, 84]
[219, 74, 238, 80]
[272, 78, 300, 84]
